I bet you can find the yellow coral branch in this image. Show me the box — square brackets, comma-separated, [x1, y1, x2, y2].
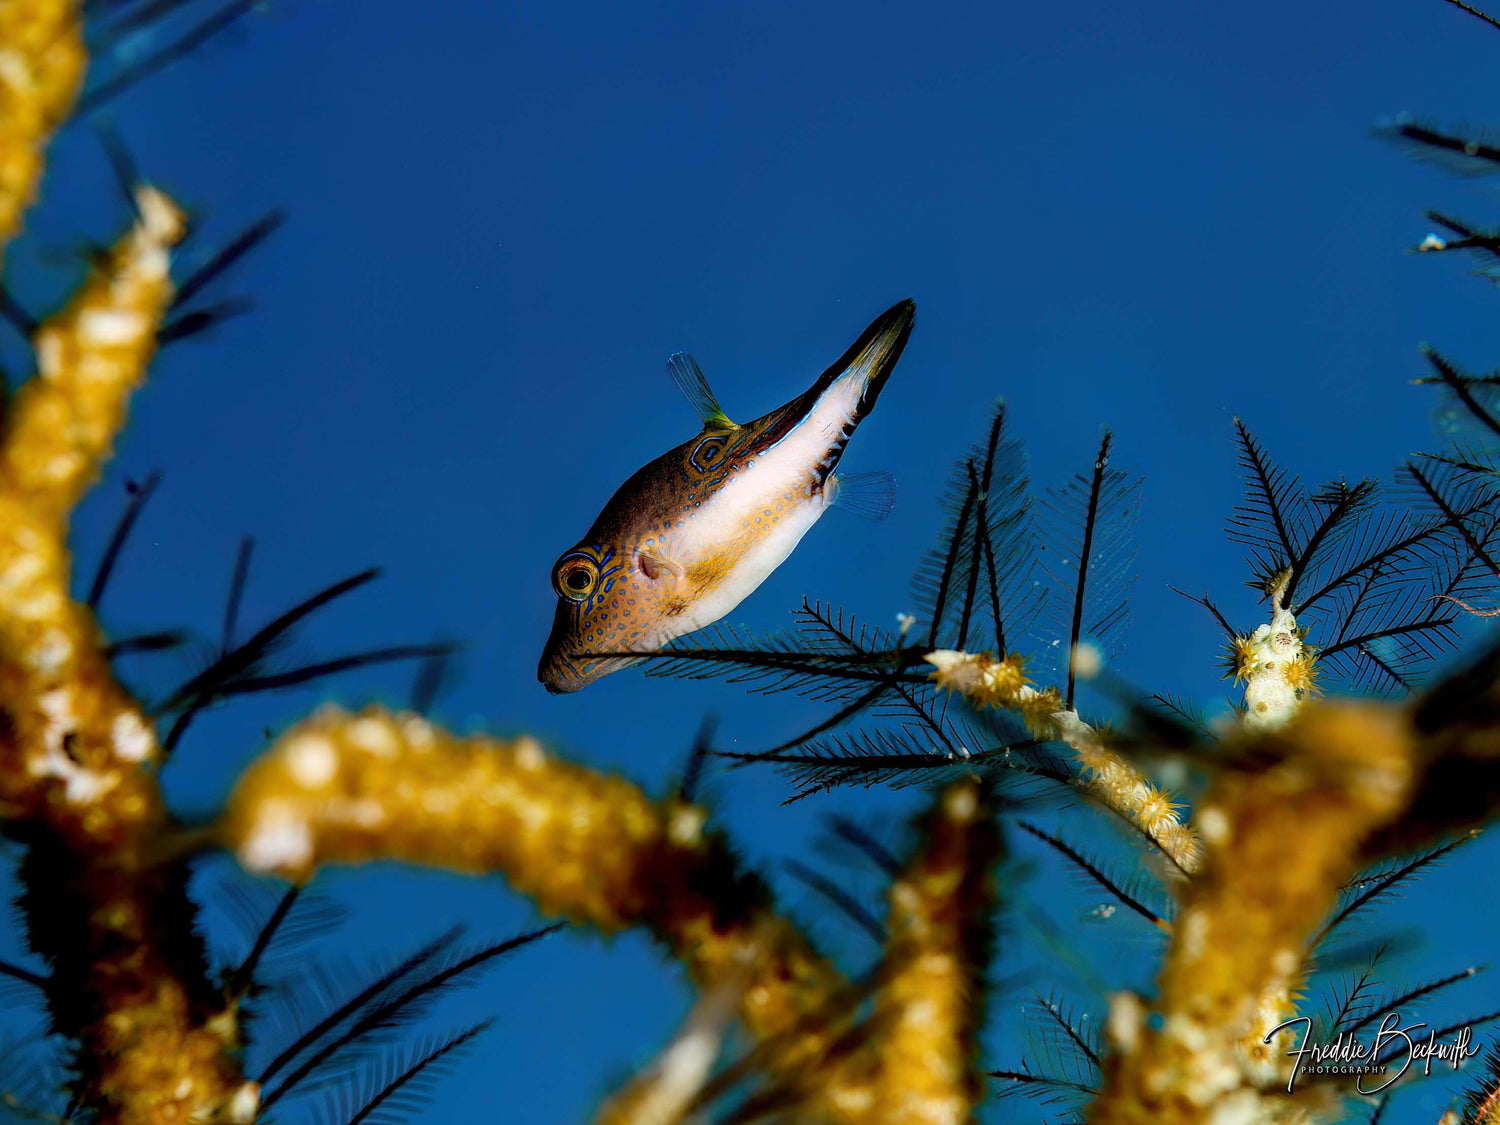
[0, 185, 180, 831]
[1087, 703, 1415, 1125]
[223, 713, 1016, 1125]
[0, 190, 253, 1125]
[1224, 582, 1320, 1096]
[0, 0, 86, 266]
[925, 649, 1202, 874]
[856, 777, 1000, 1125]
[223, 704, 850, 1081]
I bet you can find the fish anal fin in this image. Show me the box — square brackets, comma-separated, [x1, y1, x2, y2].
[830, 471, 896, 521]
[667, 351, 736, 429]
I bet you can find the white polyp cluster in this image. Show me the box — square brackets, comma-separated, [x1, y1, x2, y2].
[667, 804, 707, 847]
[283, 733, 339, 789]
[1240, 580, 1306, 732]
[110, 710, 156, 762]
[923, 649, 991, 696]
[1106, 991, 1145, 1053]
[29, 686, 115, 804]
[239, 803, 313, 874]
[224, 1082, 261, 1125]
[1072, 640, 1103, 681]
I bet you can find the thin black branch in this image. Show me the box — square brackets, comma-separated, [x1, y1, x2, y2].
[782, 861, 884, 944]
[1314, 834, 1474, 948]
[0, 961, 48, 993]
[261, 925, 559, 1109]
[1442, 0, 1500, 34]
[224, 886, 299, 999]
[171, 208, 286, 310]
[256, 926, 465, 1087]
[87, 472, 162, 610]
[76, 0, 263, 116]
[343, 1022, 491, 1125]
[1018, 821, 1164, 930]
[222, 536, 253, 653]
[927, 468, 980, 650]
[1066, 432, 1112, 707]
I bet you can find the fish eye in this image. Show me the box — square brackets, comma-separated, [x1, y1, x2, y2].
[553, 555, 601, 602]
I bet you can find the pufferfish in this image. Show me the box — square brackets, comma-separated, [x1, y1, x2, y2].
[538, 299, 915, 694]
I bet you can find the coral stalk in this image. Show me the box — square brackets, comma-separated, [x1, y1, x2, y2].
[225, 711, 1012, 1124]
[223, 704, 849, 1078]
[0, 0, 86, 266]
[856, 777, 1000, 1125]
[0, 185, 180, 833]
[0, 189, 253, 1125]
[925, 649, 1201, 873]
[1088, 703, 1415, 1125]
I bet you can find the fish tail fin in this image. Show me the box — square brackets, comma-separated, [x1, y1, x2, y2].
[815, 298, 915, 421]
[830, 470, 896, 521]
[668, 352, 735, 428]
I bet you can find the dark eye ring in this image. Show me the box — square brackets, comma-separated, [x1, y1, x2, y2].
[691, 435, 729, 473]
[553, 555, 601, 602]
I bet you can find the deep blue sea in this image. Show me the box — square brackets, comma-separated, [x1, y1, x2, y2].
[3, 2, 1499, 1121]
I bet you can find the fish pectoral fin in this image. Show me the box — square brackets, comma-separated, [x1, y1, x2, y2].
[667, 351, 736, 429]
[637, 548, 686, 582]
[830, 471, 897, 521]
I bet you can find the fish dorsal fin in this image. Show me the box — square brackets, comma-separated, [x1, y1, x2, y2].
[667, 352, 736, 430]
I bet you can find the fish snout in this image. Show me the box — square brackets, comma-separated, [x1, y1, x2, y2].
[537, 645, 594, 694]
[538, 651, 636, 694]
[540, 670, 580, 695]
[538, 595, 640, 693]
[537, 606, 594, 693]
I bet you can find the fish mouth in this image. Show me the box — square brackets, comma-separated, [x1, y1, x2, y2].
[539, 655, 638, 694]
[538, 652, 590, 694]
[538, 642, 637, 694]
[538, 634, 591, 693]
[537, 625, 585, 693]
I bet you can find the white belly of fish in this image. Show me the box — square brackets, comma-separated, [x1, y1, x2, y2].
[655, 376, 863, 642]
[673, 494, 828, 639]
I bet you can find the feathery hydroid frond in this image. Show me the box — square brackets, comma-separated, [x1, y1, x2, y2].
[1377, 118, 1500, 177]
[910, 403, 1038, 655]
[255, 926, 466, 1088]
[260, 929, 555, 1110]
[1017, 821, 1168, 931]
[314, 1022, 491, 1125]
[1314, 833, 1478, 948]
[1040, 431, 1141, 705]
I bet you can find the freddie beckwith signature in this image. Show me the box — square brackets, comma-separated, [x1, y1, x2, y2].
[1265, 1011, 1481, 1095]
